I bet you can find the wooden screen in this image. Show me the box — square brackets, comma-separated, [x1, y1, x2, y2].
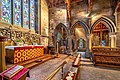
[92, 23, 109, 47]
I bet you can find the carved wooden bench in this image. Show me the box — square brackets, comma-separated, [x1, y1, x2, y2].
[92, 47, 120, 68]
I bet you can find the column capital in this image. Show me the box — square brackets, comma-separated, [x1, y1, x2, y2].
[87, 34, 93, 39]
[109, 32, 117, 37]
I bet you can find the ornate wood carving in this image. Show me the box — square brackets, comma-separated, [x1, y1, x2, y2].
[92, 47, 120, 68]
[0, 28, 41, 45]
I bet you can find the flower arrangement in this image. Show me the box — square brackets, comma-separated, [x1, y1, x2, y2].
[16, 39, 22, 42]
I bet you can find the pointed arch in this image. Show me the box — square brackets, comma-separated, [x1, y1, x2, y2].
[54, 23, 69, 36]
[70, 20, 90, 35]
[91, 16, 116, 33]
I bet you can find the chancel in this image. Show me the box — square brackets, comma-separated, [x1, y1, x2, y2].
[0, 0, 120, 80]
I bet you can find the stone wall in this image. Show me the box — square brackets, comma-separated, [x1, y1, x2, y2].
[49, 7, 67, 46]
[75, 28, 86, 41]
[41, 0, 49, 46]
[49, 7, 67, 28]
[91, 0, 115, 25]
[116, 12, 120, 32]
[48, 0, 116, 50]
[71, 0, 115, 27]
[71, 1, 88, 26]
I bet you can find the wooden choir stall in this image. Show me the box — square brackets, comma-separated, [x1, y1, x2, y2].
[92, 47, 120, 68]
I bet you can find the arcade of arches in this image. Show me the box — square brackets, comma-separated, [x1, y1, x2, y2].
[0, 0, 120, 80]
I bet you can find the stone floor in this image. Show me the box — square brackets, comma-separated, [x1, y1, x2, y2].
[26, 54, 74, 80]
[80, 58, 120, 80]
[26, 54, 120, 80]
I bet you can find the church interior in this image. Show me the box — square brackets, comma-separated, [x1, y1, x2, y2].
[0, 0, 120, 80]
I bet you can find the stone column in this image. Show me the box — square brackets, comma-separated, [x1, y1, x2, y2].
[0, 36, 7, 72]
[114, 12, 117, 29]
[115, 32, 120, 48]
[85, 34, 90, 58]
[88, 34, 93, 52]
[38, 0, 41, 34]
[109, 33, 116, 48]
[67, 35, 72, 54]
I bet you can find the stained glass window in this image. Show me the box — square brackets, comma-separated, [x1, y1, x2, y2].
[79, 38, 83, 49]
[30, 0, 35, 29]
[14, 0, 21, 26]
[23, 0, 29, 29]
[1, 0, 11, 23]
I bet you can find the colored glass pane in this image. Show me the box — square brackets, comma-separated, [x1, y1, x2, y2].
[23, 0, 29, 29]
[30, 0, 35, 29]
[14, 0, 21, 26]
[79, 38, 83, 49]
[1, 0, 11, 23]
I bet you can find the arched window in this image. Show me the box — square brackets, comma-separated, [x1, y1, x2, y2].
[30, 0, 35, 30]
[1, 0, 11, 23]
[14, 0, 21, 26]
[1, 0, 38, 31]
[23, 0, 29, 29]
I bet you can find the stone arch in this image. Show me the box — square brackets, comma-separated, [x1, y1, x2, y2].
[90, 16, 116, 48]
[70, 20, 90, 35]
[91, 16, 116, 33]
[53, 23, 69, 54]
[70, 20, 90, 56]
[54, 23, 69, 36]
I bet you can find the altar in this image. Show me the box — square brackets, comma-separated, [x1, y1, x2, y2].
[5, 45, 44, 64]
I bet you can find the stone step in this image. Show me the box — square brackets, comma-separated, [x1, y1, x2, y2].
[6, 54, 54, 69]
[23, 56, 55, 69]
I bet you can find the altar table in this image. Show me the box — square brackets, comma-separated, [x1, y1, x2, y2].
[6, 45, 44, 64]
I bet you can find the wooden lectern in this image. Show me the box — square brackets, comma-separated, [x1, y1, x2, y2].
[0, 36, 7, 72]
[0, 65, 29, 80]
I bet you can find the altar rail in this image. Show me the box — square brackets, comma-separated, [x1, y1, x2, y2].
[92, 47, 120, 68]
[46, 61, 67, 80]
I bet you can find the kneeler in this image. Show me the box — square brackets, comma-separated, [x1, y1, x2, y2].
[72, 54, 81, 67]
[63, 71, 77, 80]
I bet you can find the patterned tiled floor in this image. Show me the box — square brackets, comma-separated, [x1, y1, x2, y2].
[26, 54, 120, 80]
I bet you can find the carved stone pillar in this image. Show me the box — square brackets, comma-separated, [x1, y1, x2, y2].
[0, 36, 7, 72]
